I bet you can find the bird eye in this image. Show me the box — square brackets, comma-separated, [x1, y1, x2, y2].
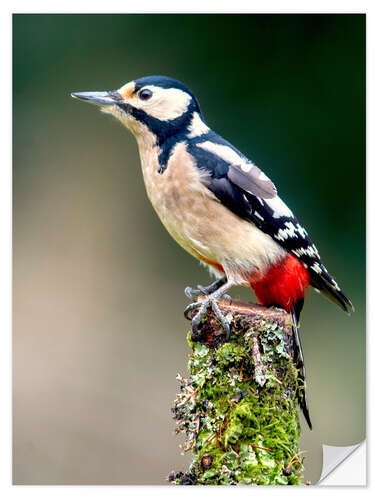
[139, 89, 153, 101]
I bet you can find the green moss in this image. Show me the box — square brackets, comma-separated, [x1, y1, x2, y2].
[170, 319, 305, 485]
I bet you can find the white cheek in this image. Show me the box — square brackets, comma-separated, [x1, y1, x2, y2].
[134, 86, 191, 121]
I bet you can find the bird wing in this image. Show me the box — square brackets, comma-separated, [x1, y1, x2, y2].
[188, 134, 353, 313]
[227, 163, 277, 199]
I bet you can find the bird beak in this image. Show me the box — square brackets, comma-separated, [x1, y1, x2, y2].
[71, 91, 117, 106]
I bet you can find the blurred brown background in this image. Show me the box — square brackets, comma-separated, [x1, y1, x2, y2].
[13, 14, 365, 484]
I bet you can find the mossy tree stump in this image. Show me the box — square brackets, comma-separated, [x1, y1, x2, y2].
[169, 298, 306, 485]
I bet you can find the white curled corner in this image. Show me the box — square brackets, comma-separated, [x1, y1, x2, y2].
[318, 441, 366, 485]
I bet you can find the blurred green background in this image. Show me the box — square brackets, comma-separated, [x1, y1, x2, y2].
[13, 14, 365, 485]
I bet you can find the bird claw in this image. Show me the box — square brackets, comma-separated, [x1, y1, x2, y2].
[184, 277, 232, 339]
[184, 296, 231, 340]
[184, 284, 215, 301]
[184, 283, 232, 302]
[184, 286, 199, 301]
[184, 300, 202, 320]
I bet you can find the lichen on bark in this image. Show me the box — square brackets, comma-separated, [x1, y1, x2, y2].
[169, 299, 306, 485]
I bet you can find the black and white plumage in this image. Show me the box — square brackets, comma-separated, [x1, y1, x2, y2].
[72, 75, 354, 429]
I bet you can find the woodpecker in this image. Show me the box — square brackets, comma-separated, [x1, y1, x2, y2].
[72, 75, 353, 429]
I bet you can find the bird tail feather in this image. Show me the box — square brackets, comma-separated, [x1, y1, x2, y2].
[309, 269, 354, 315]
[291, 299, 312, 430]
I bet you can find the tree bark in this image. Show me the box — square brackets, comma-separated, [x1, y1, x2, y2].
[169, 298, 305, 485]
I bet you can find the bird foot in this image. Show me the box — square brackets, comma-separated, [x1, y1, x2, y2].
[185, 276, 232, 302]
[184, 285, 208, 301]
[184, 284, 232, 302]
[184, 277, 233, 340]
[184, 295, 231, 340]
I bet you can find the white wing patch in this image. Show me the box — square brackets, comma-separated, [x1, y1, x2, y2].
[296, 223, 308, 238]
[292, 246, 320, 259]
[254, 211, 264, 221]
[265, 196, 294, 219]
[259, 171, 270, 181]
[197, 141, 255, 172]
[274, 221, 299, 241]
[240, 162, 252, 173]
[197, 141, 277, 199]
[311, 262, 323, 274]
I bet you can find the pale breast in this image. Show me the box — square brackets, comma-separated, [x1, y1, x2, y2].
[138, 141, 286, 283]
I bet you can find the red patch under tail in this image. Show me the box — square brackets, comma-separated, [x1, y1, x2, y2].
[250, 254, 310, 312]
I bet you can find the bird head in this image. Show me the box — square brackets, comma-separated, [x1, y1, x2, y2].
[71, 76, 205, 145]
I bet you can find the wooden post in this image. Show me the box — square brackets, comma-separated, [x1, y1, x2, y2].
[168, 299, 306, 485]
